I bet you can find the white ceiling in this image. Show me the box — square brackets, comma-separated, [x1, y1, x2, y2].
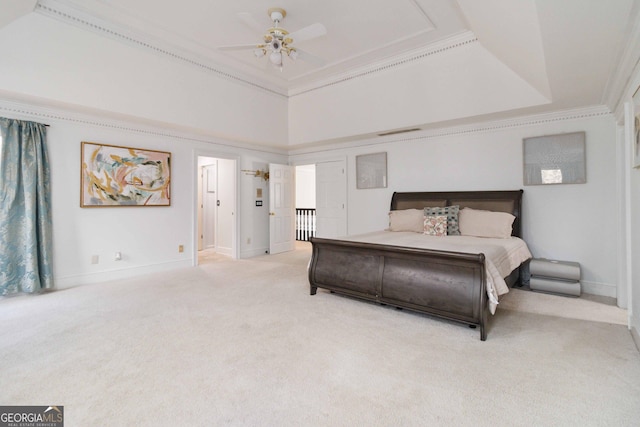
[43, 0, 470, 89]
[31, 0, 635, 106]
[1, 0, 637, 146]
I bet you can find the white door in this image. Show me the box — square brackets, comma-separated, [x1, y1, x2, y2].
[215, 159, 236, 257]
[269, 163, 295, 254]
[202, 163, 217, 249]
[316, 160, 347, 238]
[197, 166, 204, 251]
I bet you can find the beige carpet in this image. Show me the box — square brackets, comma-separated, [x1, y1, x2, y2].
[1, 244, 639, 426]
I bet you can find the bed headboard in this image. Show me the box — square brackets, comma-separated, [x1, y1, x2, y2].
[390, 190, 524, 238]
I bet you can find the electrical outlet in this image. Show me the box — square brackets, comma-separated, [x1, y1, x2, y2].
[91, 255, 99, 264]
[178, 245, 184, 253]
[115, 252, 122, 261]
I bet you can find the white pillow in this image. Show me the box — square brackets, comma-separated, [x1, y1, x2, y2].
[458, 207, 515, 238]
[388, 209, 424, 233]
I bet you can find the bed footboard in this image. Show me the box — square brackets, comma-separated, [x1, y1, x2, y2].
[308, 237, 489, 340]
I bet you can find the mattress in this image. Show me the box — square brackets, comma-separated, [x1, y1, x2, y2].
[339, 231, 533, 314]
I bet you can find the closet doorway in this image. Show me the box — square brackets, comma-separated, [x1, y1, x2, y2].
[197, 156, 237, 265]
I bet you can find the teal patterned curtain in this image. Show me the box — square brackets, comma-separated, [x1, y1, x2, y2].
[0, 118, 53, 295]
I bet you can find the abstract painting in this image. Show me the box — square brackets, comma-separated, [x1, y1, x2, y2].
[81, 142, 171, 207]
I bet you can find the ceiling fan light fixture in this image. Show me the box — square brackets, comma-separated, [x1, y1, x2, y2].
[269, 51, 282, 65]
[268, 7, 285, 23]
[220, 7, 326, 71]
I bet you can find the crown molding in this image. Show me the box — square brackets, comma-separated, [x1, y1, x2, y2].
[0, 94, 289, 156]
[603, 1, 640, 120]
[32, 0, 475, 101]
[0, 94, 612, 158]
[288, 105, 612, 156]
[34, 0, 288, 98]
[288, 31, 478, 97]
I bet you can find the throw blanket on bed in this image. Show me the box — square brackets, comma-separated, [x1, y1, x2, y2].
[338, 231, 532, 314]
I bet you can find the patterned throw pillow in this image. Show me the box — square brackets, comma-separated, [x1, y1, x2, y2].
[423, 215, 448, 236]
[424, 205, 460, 235]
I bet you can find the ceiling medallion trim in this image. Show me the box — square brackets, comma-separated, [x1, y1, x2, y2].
[34, 0, 287, 98]
[289, 34, 478, 97]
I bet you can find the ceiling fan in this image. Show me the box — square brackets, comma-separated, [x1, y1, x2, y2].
[218, 7, 327, 71]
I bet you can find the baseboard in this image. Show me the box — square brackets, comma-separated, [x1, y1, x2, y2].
[631, 325, 640, 353]
[241, 247, 269, 258]
[54, 259, 192, 289]
[581, 280, 617, 299]
[216, 246, 233, 257]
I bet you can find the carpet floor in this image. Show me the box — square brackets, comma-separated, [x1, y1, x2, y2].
[1, 244, 639, 426]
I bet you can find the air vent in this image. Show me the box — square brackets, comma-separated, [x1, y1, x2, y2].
[378, 128, 421, 137]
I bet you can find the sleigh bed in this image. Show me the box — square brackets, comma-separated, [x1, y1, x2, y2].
[308, 190, 531, 340]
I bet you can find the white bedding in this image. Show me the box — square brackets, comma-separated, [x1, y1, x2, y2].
[338, 231, 532, 314]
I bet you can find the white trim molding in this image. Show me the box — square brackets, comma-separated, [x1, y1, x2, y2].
[288, 105, 613, 156]
[34, 0, 287, 98]
[289, 32, 478, 97]
[32, 0, 475, 101]
[581, 281, 617, 300]
[55, 259, 192, 289]
[0, 95, 289, 157]
[631, 324, 640, 352]
[605, 0, 640, 119]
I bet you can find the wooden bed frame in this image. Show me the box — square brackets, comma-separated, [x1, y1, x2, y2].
[308, 190, 524, 341]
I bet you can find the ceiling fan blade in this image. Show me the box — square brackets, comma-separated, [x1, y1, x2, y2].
[287, 23, 326, 43]
[237, 12, 265, 33]
[219, 44, 261, 51]
[293, 48, 326, 67]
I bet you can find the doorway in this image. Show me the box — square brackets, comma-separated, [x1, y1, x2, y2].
[197, 156, 237, 265]
[293, 160, 347, 241]
[295, 164, 316, 244]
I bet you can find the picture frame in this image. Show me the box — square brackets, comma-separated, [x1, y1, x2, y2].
[356, 152, 387, 189]
[633, 85, 640, 168]
[81, 141, 171, 207]
[522, 132, 586, 185]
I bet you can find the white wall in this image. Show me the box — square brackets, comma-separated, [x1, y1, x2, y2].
[291, 112, 619, 298]
[0, 13, 287, 147]
[0, 100, 287, 287]
[239, 160, 272, 258]
[48, 119, 192, 286]
[295, 164, 316, 209]
[289, 41, 549, 146]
